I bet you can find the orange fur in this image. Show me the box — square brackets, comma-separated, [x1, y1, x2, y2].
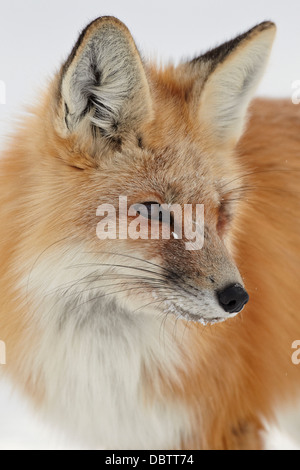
[0, 17, 299, 449]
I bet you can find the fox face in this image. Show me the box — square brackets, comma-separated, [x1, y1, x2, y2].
[12, 17, 276, 330]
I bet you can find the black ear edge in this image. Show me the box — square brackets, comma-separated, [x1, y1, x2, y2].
[190, 21, 276, 70]
[54, 16, 153, 143]
[57, 16, 134, 101]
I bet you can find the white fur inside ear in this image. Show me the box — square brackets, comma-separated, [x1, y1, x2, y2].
[61, 24, 149, 137]
[199, 27, 276, 144]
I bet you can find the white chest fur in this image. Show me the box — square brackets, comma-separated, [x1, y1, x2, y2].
[34, 298, 193, 448]
[21, 249, 194, 449]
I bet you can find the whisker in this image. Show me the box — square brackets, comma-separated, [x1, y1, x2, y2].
[131, 291, 181, 314]
[66, 284, 178, 317]
[64, 260, 200, 301]
[80, 251, 207, 297]
[48, 273, 168, 296]
[219, 167, 300, 191]
[56, 279, 171, 301]
[26, 236, 71, 306]
[83, 250, 182, 281]
[65, 262, 172, 281]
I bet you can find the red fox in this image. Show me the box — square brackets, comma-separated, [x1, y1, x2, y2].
[0, 16, 299, 450]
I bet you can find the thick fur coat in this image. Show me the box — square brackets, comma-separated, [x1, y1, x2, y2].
[0, 17, 299, 449]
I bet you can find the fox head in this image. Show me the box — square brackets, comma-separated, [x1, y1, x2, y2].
[10, 17, 276, 326]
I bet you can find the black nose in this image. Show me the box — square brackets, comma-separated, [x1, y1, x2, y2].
[217, 284, 249, 313]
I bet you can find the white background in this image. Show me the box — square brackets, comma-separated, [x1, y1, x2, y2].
[0, 0, 300, 449]
[1, 0, 300, 141]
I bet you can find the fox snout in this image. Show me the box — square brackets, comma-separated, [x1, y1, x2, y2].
[160, 224, 249, 322]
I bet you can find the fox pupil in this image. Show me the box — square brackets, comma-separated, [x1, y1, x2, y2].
[137, 202, 176, 227]
[137, 202, 162, 221]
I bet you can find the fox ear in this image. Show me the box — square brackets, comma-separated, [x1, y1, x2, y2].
[189, 22, 276, 147]
[56, 17, 152, 142]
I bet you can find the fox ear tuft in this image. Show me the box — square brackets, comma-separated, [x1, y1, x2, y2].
[57, 17, 152, 141]
[189, 22, 276, 146]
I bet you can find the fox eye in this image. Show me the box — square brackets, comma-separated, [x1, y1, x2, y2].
[134, 202, 163, 221]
